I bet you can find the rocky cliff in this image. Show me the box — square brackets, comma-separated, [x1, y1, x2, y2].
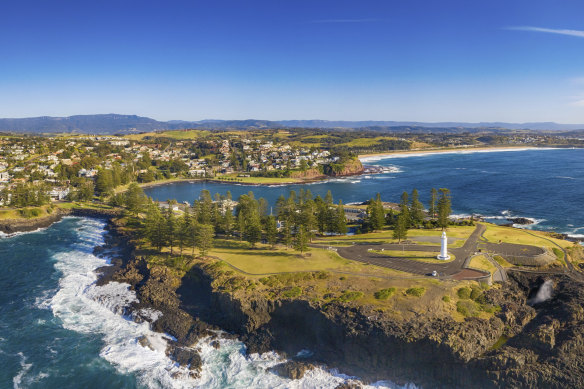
[323, 158, 365, 177]
[100, 218, 584, 388]
[0, 206, 122, 234]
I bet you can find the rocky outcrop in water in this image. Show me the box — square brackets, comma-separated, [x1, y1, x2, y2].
[323, 158, 364, 177]
[506, 217, 535, 225]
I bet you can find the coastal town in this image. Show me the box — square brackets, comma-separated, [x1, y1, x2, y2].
[0, 131, 358, 207]
[1, 128, 582, 209]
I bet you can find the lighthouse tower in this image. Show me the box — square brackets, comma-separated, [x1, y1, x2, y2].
[437, 231, 451, 260]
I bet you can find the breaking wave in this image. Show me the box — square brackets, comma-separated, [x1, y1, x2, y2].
[46, 217, 412, 389]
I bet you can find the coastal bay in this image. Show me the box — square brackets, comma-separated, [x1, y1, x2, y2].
[145, 148, 584, 239]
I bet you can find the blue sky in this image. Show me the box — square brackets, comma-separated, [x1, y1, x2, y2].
[1, 0, 584, 123]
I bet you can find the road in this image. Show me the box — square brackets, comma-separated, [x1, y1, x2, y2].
[334, 224, 488, 279]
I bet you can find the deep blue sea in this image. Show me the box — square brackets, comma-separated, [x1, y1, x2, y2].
[0, 218, 399, 388]
[145, 148, 584, 238]
[1, 148, 581, 389]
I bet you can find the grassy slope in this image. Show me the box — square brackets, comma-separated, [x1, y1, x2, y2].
[209, 239, 411, 277]
[315, 225, 474, 247]
[470, 255, 497, 274]
[480, 223, 574, 249]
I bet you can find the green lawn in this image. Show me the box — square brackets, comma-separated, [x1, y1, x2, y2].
[316, 225, 474, 246]
[209, 239, 412, 277]
[481, 223, 573, 249]
[469, 255, 497, 274]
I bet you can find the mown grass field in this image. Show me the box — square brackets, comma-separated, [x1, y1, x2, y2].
[208, 239, 412, 277]
[481, 223, 573, 249]
[469, 255, 497, 274]
[315, 225, 474, 247]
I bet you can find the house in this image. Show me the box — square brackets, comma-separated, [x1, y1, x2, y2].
[49, 187, 70, 201]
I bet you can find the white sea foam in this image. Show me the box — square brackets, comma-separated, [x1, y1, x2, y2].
[47, 217, 414, 389]
[13, 352, 32, 389]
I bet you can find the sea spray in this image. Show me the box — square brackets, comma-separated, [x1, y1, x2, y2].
[528, 280, 554, 305]
[46, 217, 411, 388]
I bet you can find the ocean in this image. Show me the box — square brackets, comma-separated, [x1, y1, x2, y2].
[1, 148, 582, 388]
[0, 217, 402, 388]
[144, 148, 584, 239]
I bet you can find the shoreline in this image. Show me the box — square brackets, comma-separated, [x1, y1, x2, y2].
[95, 217, 584, 388]
[137, 171, 365, 189]
[3, 211, 584, 387]
[0, 207, 122, 235]
[358, 145, 570, 161]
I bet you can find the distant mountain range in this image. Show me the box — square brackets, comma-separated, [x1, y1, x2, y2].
[0, 114, 583, 134]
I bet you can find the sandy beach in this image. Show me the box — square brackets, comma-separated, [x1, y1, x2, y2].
[358, 146, 561, 162]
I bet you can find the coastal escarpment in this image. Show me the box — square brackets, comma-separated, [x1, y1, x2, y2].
[100, 219, 584, 388]
[0, 206, 122, 234]
[322, 157, 364, 177]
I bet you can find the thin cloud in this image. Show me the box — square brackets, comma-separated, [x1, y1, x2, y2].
[508, 26, 584, 38]
[308, 18, 380, 24]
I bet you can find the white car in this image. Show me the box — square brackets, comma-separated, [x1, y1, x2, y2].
[431, 270, 438, 277]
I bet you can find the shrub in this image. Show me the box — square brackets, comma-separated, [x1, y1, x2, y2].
[552, 247, 565, 261]
[470, 286, 482, 300]
[282, 286, 302, 298]
[374, 287, 396, 300]
[442, 295, 451, 303]
[315, 271, 330, 280]
[457, 287, 471, 299]
[457, 300, 479, 317]
[259, 276, 279, 287]
[405, 287, 425, 297]
[19, 207, 42, 218]
[339, 291, 363, 302]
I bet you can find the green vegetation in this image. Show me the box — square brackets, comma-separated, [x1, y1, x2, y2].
[457, 287, 472, 300]
[405, 287, 426, 297]
[339, 290, 364, 302]
[482, 223, 573, 249]
[552, 247, 565, 261]
[374, 287, 396, 300]
[456, 300, 479, 317]
[493, 255, 513, 268]
[456, 284, 500, 318]
[437, 188, 452, 230]
[442, 295, 451, 302]
[490, 335, 509, 350]
[469, 255, 497, 274]
[18, 207, 43, 218]
[281, 286, 302, 298]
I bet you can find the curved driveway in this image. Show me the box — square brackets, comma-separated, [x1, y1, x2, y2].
[336, 224, 488, 278]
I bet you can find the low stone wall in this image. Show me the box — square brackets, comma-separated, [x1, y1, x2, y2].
[484, 242, 555, 267]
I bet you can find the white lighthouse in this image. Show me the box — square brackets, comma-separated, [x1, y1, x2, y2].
[437, 231, 451, 260]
